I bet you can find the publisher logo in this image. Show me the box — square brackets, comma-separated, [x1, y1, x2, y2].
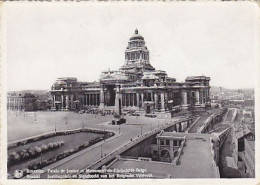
[14, 170, 23, 179]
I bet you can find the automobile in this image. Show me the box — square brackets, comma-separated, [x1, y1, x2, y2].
[132, 113, 140, 116]
[117, 118, 126, 125]
[145, 114, 157, 118]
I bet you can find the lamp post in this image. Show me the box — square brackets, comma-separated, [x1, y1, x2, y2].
[65, 112, 68, 125]
[34, 112, 37, 122]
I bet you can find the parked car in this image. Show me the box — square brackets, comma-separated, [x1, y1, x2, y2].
[145, 114, 157, 118]
[132, 113, 140, 116]
[117, 118, 126, 125]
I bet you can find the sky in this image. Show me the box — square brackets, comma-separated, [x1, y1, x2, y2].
[3, 2, 259, 91]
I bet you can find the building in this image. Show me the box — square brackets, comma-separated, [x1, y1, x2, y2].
[244, 137, 255, 177]
[7, 92, 37, 111]
[50, 29, 211, 114]
[106, 132, 221, 178]
[232, 128, 255, 177]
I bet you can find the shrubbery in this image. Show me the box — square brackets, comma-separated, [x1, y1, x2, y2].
[8, 141, 64, 166]
[8, 129, 115, 178]
[26, 134, 112, 171]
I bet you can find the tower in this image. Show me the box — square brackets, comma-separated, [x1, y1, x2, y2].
[121, 29, 155, 78]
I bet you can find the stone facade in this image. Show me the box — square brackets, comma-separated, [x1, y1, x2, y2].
[7, 92, 37, 111]
[50, 29, 211, 114]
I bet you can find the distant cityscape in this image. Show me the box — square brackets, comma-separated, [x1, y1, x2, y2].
[7, 86, 254, 112]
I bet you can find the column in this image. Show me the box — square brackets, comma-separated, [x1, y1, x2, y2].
[71, 94, 74, 109]
[65, 95, 69, 110]
[51, 94, 55, 110]
[154, 93, 158, 110]
[122, 94, 125, 107]
[86, 94, 89, 106]
[165, 92, 168, 110]
[169, 140, 174, 162]
[195, 90, 200, 105]
[136, 92, 140, 108]
[181, 91, 187, 105]
[115, 85, 121, 115]
[100, 85, 105, 109]
[89, 94, 92, 106]
[141, 92, 144, 108]
[61, 95, 64, 110]
[125, 93, 128, 107]
[132, 93, 135, 107]
[160, 92, 165, 111]
[124, 94, 127, 107]
[94, 94, 96, 106]
[128, 93, 131, 107]
[201, 91, 205, 104]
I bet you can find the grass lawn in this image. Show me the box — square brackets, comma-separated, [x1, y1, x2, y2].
[8, 132, 103, 175]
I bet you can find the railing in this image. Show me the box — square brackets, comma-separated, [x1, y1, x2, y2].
[197, 108, 227, 134]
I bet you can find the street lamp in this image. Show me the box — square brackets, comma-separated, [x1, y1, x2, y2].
[34, 112, 37, 122]
[65, 112, 68, 125]
[82, 120, 84, 129]
[141, 125, 143, 135]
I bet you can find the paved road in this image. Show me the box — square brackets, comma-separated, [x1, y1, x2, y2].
[38, 116, 174, 178]
[188, 109, 220, 133]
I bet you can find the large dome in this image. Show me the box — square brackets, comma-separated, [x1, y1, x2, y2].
[130, 29, 144, 40]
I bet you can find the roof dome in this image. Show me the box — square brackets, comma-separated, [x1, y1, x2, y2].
[130, 29, 144, 40]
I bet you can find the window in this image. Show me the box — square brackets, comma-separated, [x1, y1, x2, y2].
[160, 140, 164, 145]
[166, 140, 170, 145]
[174, 140, 177, 146]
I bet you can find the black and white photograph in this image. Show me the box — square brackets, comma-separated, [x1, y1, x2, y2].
[0, 2, 259, 184]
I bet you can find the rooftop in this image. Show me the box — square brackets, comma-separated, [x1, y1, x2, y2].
[130, 29, 144, 41]
[109, 132, 219, 178]
[186, 76, 210, 81]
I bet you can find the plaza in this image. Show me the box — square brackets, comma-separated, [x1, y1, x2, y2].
[7, 110, 184, 179]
